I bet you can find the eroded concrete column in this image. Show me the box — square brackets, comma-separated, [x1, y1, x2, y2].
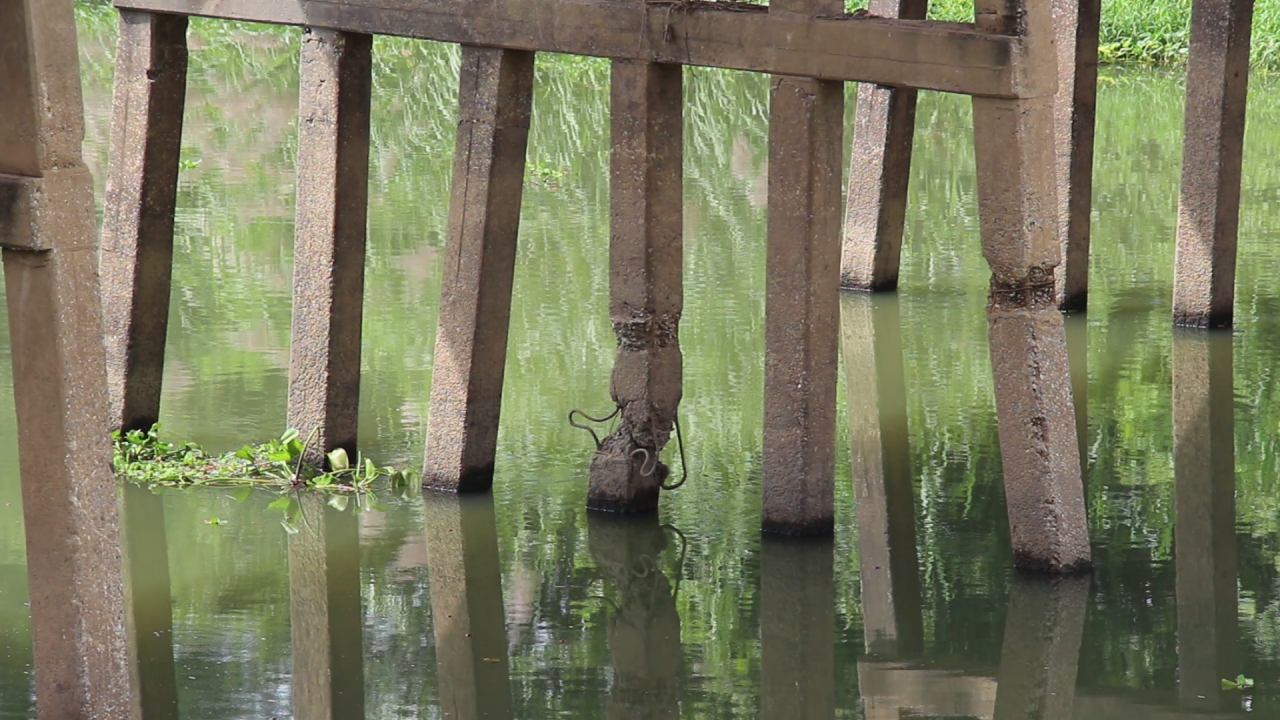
[587, 515, 681, 720]
[288, 28, 372, 465]
[424, 47, 534, 493]
[100, 10, 188, 431]
[588, 59, 683, 514]
[423, 494, 514, 720]
[841, 295, 922, 658]
[1172, 331, 1238, 710]
[1065, 314, 1089, 474]
[763, 0, 844, 536]
[288, 494, 366, 720]
[973, 0, 1090, 573]
[1052, 0, 1101, 312]
[120, 483, 178, 720]
[0, 1, 132, 715]
[991, 575, 1088, 720]
[760, 539, 835, 720]
[839, 0, 926, 292]
[1173, 0, 1255, 328]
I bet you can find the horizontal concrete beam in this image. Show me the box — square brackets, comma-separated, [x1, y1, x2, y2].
[111, 0, 1036, 97]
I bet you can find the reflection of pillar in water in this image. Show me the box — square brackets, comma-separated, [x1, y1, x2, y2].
[288, 494, 365, 719]
[587, 515, 681, 720]
[120, 482, 178, 719]
[992, 574, 1088, 720]
[1172, 330, 1238, 710]
[760, 538, 835, 720]
[841, 295, 922, 658]
[423, 493, 513, 719]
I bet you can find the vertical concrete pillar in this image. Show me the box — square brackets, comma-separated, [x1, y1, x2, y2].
[991, 575, 1088, 720]
[288, 494, 366, 719]
[1064, 314, 1089, 476]
[839, 0, 926, 292]
[424, 47, 535, 493]
[841, 295, 922, 658]
[763, 0, 844, 536]
[1172, 331, 1238, 710]
[588, 59, 683, 514]
[972, 0, 1090, 573]
[1052, 0, 1101, 312]
[587, 516, 681, 720]
[759, 539, 835, 720]
[423, 494, 514, 720]
[99, 10, 188, 431]
[288, 28, 373, 465]
[120, 483, 179, 720]
[1173, 0, 1255, 328]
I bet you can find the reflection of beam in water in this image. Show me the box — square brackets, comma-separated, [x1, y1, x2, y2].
[120, 482, 178, 719]
[1172, 330, 1238, 711]
[993, 575, 1088, 720]
[859, 664, 997, 720]
[587, 515, 681, 720]
[841, 295, 922, 658]
[288, 494, 365, 719]
[423, 493, 513, 720]
[760, 538, 834, 720]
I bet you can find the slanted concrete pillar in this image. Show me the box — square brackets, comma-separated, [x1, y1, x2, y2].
[839, 0, 926, 292]
[588, 58, 683, 514]
[1174, 0, 1255, 328]
[763, 0, 844, 536]
[992, 575, 1088, 720]
[120, 483, 179, 720]
[973, 0, 1090, 573]
[841, 295, 921, 658]
[424, 47, 535, 493]
[288, 494, 366, 719]
[423, 494, 514, 720]
[1172, 331, 1238, 710]
[587, 516, 681, 720]
[100, 10, 188, 431]
[0, 1, 131, 715]
[288, 28, 373, 465]
[1052, 0, 1101, 312]
[760, 539, 835, 720]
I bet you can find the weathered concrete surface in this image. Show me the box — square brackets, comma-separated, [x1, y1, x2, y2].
[100, 10, 188, 431]
[589, 59, 683, 515]
[762, 0, 844, 537]
[424, 47, 534, 493]
[1171, 331, 1238, 710]
[1052, 0, 1100, 312]
[760, 538, 835, 720]
[288, 28, 372, 465]
[1173, 0, 1255, 328]
[1065, 315, 1089, 474]
[288, 494, 365, 720]
[120, 483, 179, 720]
[842, 296, 922, 658]
[991, 575, 1088, 720]
[839, 0, 926, 293]
[423, 493, 514, 720]
[587, 515, 680, 720]
[1, 1, 132, 717]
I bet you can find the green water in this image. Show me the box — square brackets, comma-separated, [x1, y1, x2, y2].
[6, 14, 1280, 718]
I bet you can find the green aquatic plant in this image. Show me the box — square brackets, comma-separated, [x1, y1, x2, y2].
[1222, 674, 1255, 690]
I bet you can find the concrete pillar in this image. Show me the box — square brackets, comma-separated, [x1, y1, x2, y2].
[588, 58, 683, 514]
[1052, 0, 1101, 312]
[1065, 314, 1089, 478]
[120, 483, 179, 720]
[839, 0, 926, 293]
[763, 0, 844, 536]
[424, 47, 535, 493]
[587, 516, 681, 720]
[992, 575, 1088, 720]
[1172, 331, 1238, 710]
[973, 0, 1091, 573]
[99, 10, 188, 431]
[288, 494, 366, 719]
[0, 1, 132, 716]
[287, 28, 373, 465]
[1173, 0, 1255, 329]
[841, 295, 922, 658]
[759, 539, 835, 720]
[422, 494, 514, 720]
